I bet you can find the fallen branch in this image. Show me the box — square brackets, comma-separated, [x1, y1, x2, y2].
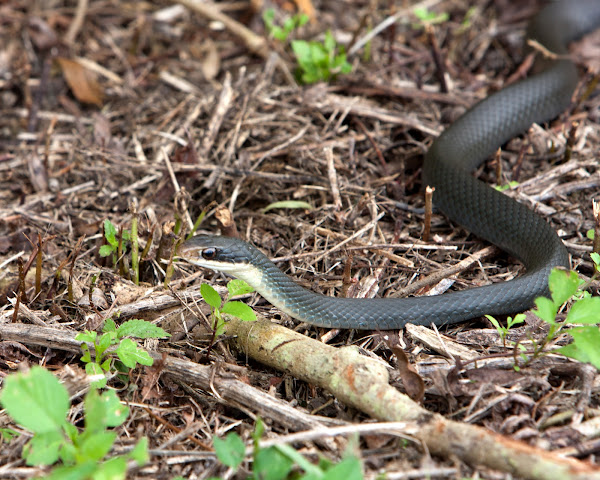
[225, 317, 600, 480]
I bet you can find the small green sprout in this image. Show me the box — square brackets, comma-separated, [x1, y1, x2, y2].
[263, 8, 309, 42]
[201, 279, 256, 335]
[412, 7, 449, 28]
[291, 31, 352, 84]
[76, 318, 169, 388]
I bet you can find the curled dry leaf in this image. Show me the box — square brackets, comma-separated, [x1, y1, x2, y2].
[56, 57, 103, 107]
[387, 336, 425, 404]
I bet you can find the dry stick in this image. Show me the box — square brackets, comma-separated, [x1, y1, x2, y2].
[392, 245, 499, 298]
[425, 24, 448, 94]
[422, 186, 434, 242]
[0, 323, 332, 435]
[325, 148, 342, 210]
[177, 0, 268, 57]
[223, 317, 600, 480]
[64, 0, 88, 45]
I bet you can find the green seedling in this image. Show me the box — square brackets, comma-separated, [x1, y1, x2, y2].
[495, 180, 520, 192]
[291, 31, 352, 84]
[76, 318, 169, 388]
[201, 279, 256, 336]
[208, 418, 364, 480]
[412, 6, 449, 29]
[485, 313, 525, 348]
[263, 8, 309, 42]
[487, 257, 600, 370]
[0, 366, 148, 477]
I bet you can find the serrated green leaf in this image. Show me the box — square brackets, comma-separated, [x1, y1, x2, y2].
[0, 366, 69, 434]
[227, 279, 255, 297]
[213, 432, 245, 468]
[76, 331, 97, 343]
[116, 319, 170, 339]
[22, 430, 64, 466]
[115, 338, 153, 368]
[221, 301, 257, 322]
[549, 269, 579, 306]
[103, 318, 117, 333]
[263, 200, 313, 213]
[566, 297, 600, 324]
[201, 283, 222, 309]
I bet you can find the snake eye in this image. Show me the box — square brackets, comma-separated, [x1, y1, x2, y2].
[202, 247, 217, 260]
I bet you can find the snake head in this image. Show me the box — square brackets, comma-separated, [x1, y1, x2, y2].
[179, 235, 265, 277]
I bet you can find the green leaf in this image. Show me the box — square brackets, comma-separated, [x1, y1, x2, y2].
[506, 314, 525, 329]
[201, 283, 222, 309]
[560, 326, 600, 369]
[79, 431, 117, 462]
[587, 229, 595, 240]
[22, 430, 64, 466]
[116, 319, 170, 339]
[227, 279, 255, 297]
[254, 446, 294, 480]
[221, 301, 257, 322]
[0, 366, 69, 434]
[43, 463, 97, 480]
[84, 388, 129, 434]
[0, 428, 20, 443]
[591, 252, 600, 268]
[298, 14, 309, 27]
[103, 219, 117, 245]
[99, 245, 115, 257]
[323, 31, 335, 53]
[103, 318, 117, 333]
[291, 40, 310, 62]
[115, 338, 154, 368]
[263, 200, 313, 213]
[565, 297, 600, 324]
[533, 296, 558, 324]
[274, 444, 322, 476]
[76, 331, 97, 344]
[129, 437, 149, 466]
[97, 332, 114, 356]
[213, 432, 245, 469]
[549, 269, 579, 306]
[85, 362, 107, 389]
[93, 457, 127, 480]
[322, 456, 363, 480]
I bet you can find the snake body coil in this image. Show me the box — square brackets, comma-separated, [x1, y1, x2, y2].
[182, 1, 600, 329]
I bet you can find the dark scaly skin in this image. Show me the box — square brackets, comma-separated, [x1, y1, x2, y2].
[182, 1, 600, 330]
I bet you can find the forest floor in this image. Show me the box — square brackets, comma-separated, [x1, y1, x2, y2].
[1, 0, 600, 479]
